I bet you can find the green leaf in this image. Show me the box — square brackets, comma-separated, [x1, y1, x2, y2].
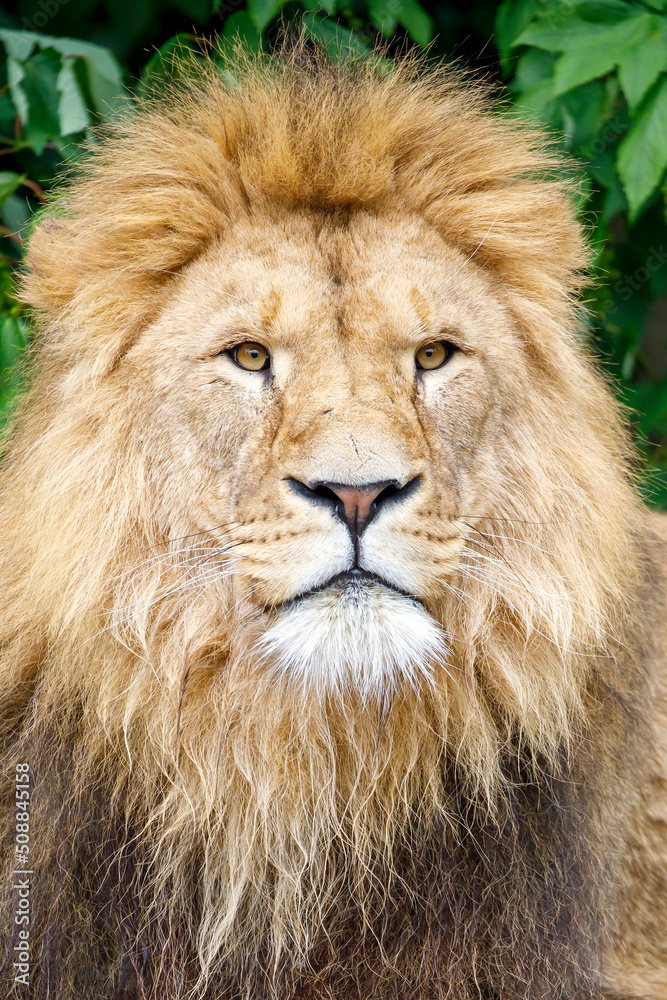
[573, 1, 640, 23]
[0, 312, 28, 421]
[618, 20, 667, 108]
[555, 78, 618, 152]
[600, 174, 627, 220]
[394, 0, 433, 46]
[1, 193, 32, 238]
[19, 47, 62, 154]
[137, 33, 204, 99]
[552, 14, 651, 95]
[512, 47, 556, 91]
[514, 9, 636, 52]
[0, 30, 127, 121]
[0, 387, 19, 417]
[301, 13, 370, 58]
[495, 0, 540, 65]
[297, 0, 339, 17]
[0, 91, 15, 128]
[625, 377, 667, 438]
[56, 58, 90, 136]
[0, 31, 35, 62]
[219, 13, 261, 56]
[617, 76, 667, 217]
[172, 0, 210, 19]
[0, 172, 25, 207]
[0, 314, 27, 372]
[553, 45, 618, 95]
[368, 0, 397, 37]
[512, 77, 555, 116]
[52, 38, 126, 118]
[247, 0, 284, 32]
[6, 57, 28, 123]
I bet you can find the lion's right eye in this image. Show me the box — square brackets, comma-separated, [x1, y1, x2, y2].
[230, 342, 270, 372]
[415, 341, 454, 371]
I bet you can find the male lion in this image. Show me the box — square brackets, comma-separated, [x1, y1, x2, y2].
[0, 48, 665, 1000]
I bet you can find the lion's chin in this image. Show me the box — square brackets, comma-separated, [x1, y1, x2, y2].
[254, 575, 449, 701]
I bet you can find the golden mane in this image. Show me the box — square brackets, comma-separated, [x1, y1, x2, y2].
[0, 48, 651, 1000]
[24, 49, 586, 345]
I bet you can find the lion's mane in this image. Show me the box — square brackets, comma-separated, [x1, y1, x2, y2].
[0, 48, 655, 1000]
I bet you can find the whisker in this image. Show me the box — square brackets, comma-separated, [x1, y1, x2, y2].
[460, 550, 575, 600]
[456, 567, 582, 653]
[463, 525, 558, 561]
[111, 542, 236, 581]
[456, 564, 609, 655]
[439, 577, 480, 612]
[459, 545, 616, 624]
[86, 549, 248, 643]
[101, 571, 237, 638]
[457, 513, 575, 526]
[460, 538, 601, 615]
[148, 521, 241, 549]
[460, 534, 543, 601]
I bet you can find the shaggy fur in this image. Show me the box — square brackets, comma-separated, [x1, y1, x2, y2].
[0, 46, 665, 1000]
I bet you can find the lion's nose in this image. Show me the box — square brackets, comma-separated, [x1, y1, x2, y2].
[287, 477, 421, 538]
[320, 482, 390, 535]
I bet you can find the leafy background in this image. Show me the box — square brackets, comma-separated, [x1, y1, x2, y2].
[0, 0, 666, 505]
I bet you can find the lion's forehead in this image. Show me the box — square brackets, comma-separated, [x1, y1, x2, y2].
[173, 211, 494, 357]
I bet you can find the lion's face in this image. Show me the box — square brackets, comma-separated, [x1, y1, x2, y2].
[124, 209, 521, 697]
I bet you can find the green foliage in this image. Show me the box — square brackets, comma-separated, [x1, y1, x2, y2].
[0, 264, 27, 419]
[0, 0, 665, 504]
[498, 0, 667, 505]
[0, 29, 127, 152]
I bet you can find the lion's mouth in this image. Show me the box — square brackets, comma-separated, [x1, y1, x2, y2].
[258, 568, 444, 698]
[287, 568, 415, 607]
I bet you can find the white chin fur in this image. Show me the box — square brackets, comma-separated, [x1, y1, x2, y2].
[255, 578, 449, 700]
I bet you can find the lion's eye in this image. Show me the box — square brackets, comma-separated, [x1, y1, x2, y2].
[230, 342, 270, 372]
[415, 341, 453, 371]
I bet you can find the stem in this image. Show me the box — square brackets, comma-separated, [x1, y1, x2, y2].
[0, 225, 23, 246]
[21, 178, 46, 204]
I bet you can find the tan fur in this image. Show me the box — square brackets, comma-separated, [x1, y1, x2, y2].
[0, 48, 665, 999]
[606, 511, 667, 999]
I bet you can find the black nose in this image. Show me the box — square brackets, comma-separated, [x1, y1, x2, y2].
[287, 476, 421, 540]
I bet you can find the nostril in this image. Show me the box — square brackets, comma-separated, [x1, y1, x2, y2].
[286, 476, 422, 538]
[286, 478, 340, 508]
[376, 475, 421, 509]
[312, 484, 343, 505]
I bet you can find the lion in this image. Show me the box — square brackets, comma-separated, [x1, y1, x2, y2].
[0, 46, 666, 1000]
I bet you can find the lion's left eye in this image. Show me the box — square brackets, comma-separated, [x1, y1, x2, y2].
[415, 341, 453, 371]
[230, 342, 270, 372]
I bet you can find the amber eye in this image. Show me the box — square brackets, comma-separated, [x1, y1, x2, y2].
[415, 341, 453, 371]
[230, 342, 270, 372]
